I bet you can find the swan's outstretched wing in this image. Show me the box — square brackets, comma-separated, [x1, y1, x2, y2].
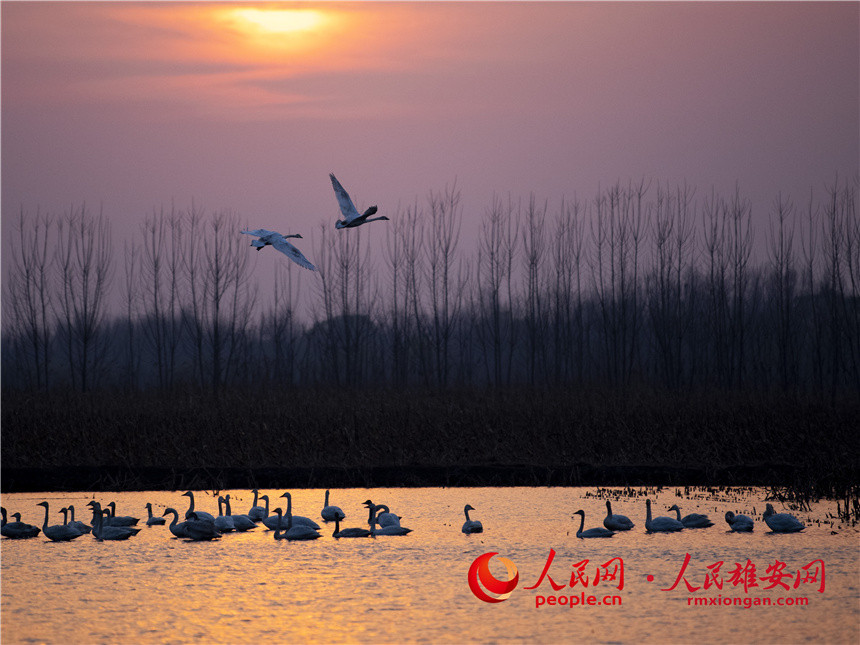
[242, 229, 277, 238]
[330, 173, 360, 222]
[271, 238, 317, 271]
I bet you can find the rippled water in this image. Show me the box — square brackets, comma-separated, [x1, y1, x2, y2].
[2, 487, 858, 644]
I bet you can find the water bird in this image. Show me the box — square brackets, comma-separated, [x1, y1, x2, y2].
[272, 507, 321, 541]
[461, 504, 483, 534]
[66, 505, 92, 534]
[262, 492, 320, 530]
[363, 500, 400, 527]
[224, 495, 256, 531]
[645, 499, 684, 533]
[183, 512, 222, 541]
[331, 173, 389, 229]
[182, 491, 215, 522]
[763, 503, 805, 533]
[248, 489, 267, 522]
[105, 501, 139, 527]
[725, 511, 755, 532]
[369, 505, 412, 536]
[214, 497, 236, 533]
[241, 229, 316, 271]
[88, 502, 137, 541]
[162, 508, 191, 538]
[1, 507, 40, 539]
[321, 490, 346, 522]
[36, 502, 84, 542]
[668, 504, 714, 528]
[603, 500, 635, 531]
[145, 502, 166, 526]
[574, 509, 614, 538]
[332, 517, 371, 538]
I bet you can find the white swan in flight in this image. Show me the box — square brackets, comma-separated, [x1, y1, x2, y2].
[574, 510, 614, 538]
[645, 499, 684, 533]
[762, 503, 805, 533]
[330, 173, 389, 229]
[603, 501, 635, 531]
[668, 504, 714, 528]
[241, 229, 317, 271]
[37, 501, 84, 542]
[321, 489, 346, 522]
[1, 508, 41, 539]
[725, 511, 755, 532]
[461, 504, 483, 534]
[145, 503, 166, 526]
[332, 517, 371, 538]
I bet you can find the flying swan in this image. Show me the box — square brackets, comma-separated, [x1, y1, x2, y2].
[330, 173, 389, 229]
[241, 229, 317, 271]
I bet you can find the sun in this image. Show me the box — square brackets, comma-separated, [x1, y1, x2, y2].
[228, 8, 325, 35]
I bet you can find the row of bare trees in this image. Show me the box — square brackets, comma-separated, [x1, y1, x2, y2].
[3, 178, 858, 395]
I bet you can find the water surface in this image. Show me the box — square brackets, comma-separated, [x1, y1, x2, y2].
[2, 487, 857, 643]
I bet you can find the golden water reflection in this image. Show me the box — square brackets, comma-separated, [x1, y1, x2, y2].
[2, 487, 858, 643]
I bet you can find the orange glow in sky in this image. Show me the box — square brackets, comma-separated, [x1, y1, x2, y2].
[227, 8, 327, 34]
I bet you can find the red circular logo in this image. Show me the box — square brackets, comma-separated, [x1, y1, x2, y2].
[468, 552, 519, 603]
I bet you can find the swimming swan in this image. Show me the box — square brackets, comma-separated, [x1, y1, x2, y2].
[272, 507, 322, 541]
[261, 493, 320, 530]
[241, 229, 316, 271]
[183, 512, 222, 541]
[725, 511, 755, 532]
[66, 505, 92, 534]
[214, 497, 236, 533]
[105, 501, 140, 527]
[321, 490, 346, 522]
[762, 503, 805, 533]
[369, 505, 412, 536]
[603, 500, 635, 531]
[37, 502, 83, 542]
[645, 499, 684, 533]
[182, 491, 215, 522]
[1, 507, 41, 539]
[331, 173, 389, 229]
[668, 504, 714, 528]
[224, 495, 256, 531]
[248, 489, 266, 522]
[574, 510, 614, 538]
[86, 502, 137, 541]
[332, 517, 371, 538]
[461, 504, 483, 534]
[162, 508, 191, 538]
[363, 500, 400, 527]
[145, 502, 166, 526]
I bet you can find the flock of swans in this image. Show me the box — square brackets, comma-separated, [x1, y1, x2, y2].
[2, 491, 806, 542]
[241, 173, 389, 272]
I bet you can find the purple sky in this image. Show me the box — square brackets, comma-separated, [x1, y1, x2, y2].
[2, 1, 858, 275]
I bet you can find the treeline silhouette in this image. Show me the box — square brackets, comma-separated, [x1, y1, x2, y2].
[4, 178, 858, 396]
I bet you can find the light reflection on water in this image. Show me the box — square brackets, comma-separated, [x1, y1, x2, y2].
[2, 487, 858, 644]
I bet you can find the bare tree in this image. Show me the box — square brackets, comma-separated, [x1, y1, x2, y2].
[4, 208, 55, 391]
[53, 204, 114, 391]
[521, 194, 548, 386]
[766, 193, 798, 391]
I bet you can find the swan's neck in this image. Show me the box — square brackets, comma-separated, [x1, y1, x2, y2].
[671, 507, 681, 521]
[168, 511, 178, 528]
[606, 501, 612, 518]
[146, 504, 154, 520]
[225, 497, 233, 515]
[262, 496, 269, 515]
[646, 501, 653, 524]
[333, 518, 340, 536]
[252, 490, 259, 507]
[274, 512, 283, 537]
[69, 506, 76, 522]
[325, 491, 330, 506]
[186, 494, 195, 514]
[109, 502, 116, 517]
[60, 508, 69, 524]
[41, 504, 49, 530]
[464, 507, 472, 522]
[285, 496, 293, 529]
[577, 513, 585, 535]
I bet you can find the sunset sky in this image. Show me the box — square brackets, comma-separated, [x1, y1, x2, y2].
[2, 1, 858, 268]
